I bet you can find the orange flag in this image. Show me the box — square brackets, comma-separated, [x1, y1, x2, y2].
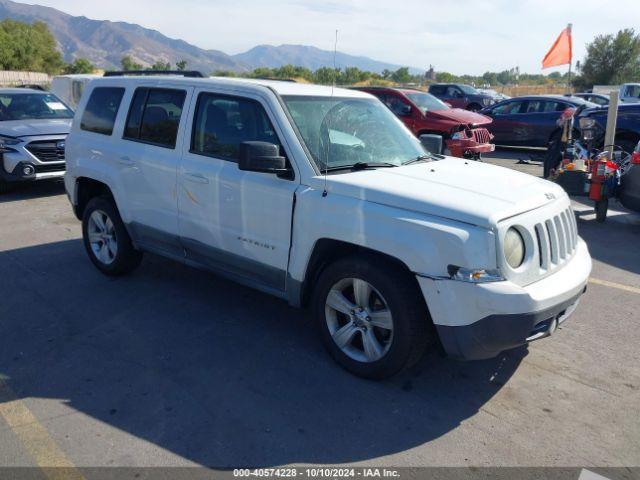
[542, 24, 572, 69]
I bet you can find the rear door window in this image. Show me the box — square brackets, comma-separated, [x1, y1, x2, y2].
[492, 100, 526, 115]
[545, 101, 565, 112]
[124, 88, 186, 148]
[190, 93, 281, 162]
[525, 100, 562, 113]
[80, 88, 125, 135]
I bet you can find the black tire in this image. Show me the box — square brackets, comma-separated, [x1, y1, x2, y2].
[595, 198, 609, 223]
[544, 131, 563, 178]
[82, 196, 142, 276]
[312, 254, 433, 379]
[0, 178, 14, 194]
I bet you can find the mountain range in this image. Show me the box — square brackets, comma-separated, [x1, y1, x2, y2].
[0, 0, 422, 74]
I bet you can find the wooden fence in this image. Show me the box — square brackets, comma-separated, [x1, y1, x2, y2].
[493, 85, 569, 97]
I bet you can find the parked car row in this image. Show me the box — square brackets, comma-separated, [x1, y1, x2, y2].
[354, 87, 495, 158]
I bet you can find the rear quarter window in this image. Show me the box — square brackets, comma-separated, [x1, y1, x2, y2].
[80, 87, 125, 135]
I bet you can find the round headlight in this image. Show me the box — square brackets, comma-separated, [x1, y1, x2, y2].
[504, 227, 525, 269]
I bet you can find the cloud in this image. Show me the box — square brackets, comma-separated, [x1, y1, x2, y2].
[29, 0, 640, 74]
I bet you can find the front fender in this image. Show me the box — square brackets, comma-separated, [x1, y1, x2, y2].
[288, 186, 498, 284]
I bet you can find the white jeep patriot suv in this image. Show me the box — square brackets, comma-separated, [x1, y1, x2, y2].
[65, 74, 592, 379]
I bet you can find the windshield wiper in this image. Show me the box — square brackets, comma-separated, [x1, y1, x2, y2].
[325, 162, 399, 172]
[402, 154, 433, 165]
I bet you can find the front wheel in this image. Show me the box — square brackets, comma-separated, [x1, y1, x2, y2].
[313, 255, 433, 379]
[82, 196, 143, 276]
[0, 178, 14, 194]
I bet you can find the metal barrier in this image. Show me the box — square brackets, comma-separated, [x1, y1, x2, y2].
[0, 70, 51, 88]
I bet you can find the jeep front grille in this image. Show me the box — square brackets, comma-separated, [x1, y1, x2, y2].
[471, 128, 492, 144]
[26, 140, 65, 163]
[533, 207, 578, 272]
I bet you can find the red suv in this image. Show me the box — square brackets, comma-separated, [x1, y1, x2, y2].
[357, 87, 495, 159]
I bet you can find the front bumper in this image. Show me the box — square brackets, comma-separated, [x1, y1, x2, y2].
[1, 136, 66, 183]
[446, 128, 495, 158]
[418, 238, 592, 360]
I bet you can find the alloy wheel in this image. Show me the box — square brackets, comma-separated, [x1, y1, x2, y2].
[87, 209, 118, 265]
[325, 277, 394, 363]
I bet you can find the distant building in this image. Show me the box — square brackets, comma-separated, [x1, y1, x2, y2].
[425, 65, 436, 81]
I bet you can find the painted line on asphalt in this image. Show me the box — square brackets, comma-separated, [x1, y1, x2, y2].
[590, 277, 640, 295]
[0, 377, 85, 480]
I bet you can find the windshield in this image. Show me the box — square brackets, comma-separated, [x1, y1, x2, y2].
[0, 93, 73, 121]
[405, 92, 449, 113]
[459, 85, 478, 95]
[283, 96, 427, 170]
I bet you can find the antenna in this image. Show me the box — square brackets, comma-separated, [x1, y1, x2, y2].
[323, 29, 338, 198]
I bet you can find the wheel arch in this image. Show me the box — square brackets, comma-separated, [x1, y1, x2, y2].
[74, 177, 114, 220]
[295, 238, 421, 309]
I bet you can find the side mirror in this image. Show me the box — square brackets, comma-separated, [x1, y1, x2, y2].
[419, 134, 443, 155]
[239, 141, 288, 175]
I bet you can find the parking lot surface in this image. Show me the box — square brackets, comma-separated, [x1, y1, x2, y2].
[1, 152, 639, 470]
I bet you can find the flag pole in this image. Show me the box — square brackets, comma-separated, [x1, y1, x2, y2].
[567, 23, 573, 94]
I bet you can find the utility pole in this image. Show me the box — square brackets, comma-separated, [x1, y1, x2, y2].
[604, 91, 619, 159]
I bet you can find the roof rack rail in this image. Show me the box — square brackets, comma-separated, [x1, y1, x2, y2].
[247, 77, 297, 83]
[103, 70, 205, 78]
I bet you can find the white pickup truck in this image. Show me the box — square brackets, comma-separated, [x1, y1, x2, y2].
[64, 74, 592, 379]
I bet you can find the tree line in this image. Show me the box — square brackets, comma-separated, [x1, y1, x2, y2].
[1, 19, 638, 90]
[211, 65, 418, 85]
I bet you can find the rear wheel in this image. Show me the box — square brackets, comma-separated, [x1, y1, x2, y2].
[313, 255, 433, 379]
[82, 196, 142, 275]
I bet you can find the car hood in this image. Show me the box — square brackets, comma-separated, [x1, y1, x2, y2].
[313, 157, 566, 228]
[429, 108, 492, 126]
[0, 119, 72, 137]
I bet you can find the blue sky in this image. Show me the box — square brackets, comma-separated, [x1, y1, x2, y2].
[33, 0, 640, 75]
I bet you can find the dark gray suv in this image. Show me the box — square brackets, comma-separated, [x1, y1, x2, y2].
[428, 83, 496, 111]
